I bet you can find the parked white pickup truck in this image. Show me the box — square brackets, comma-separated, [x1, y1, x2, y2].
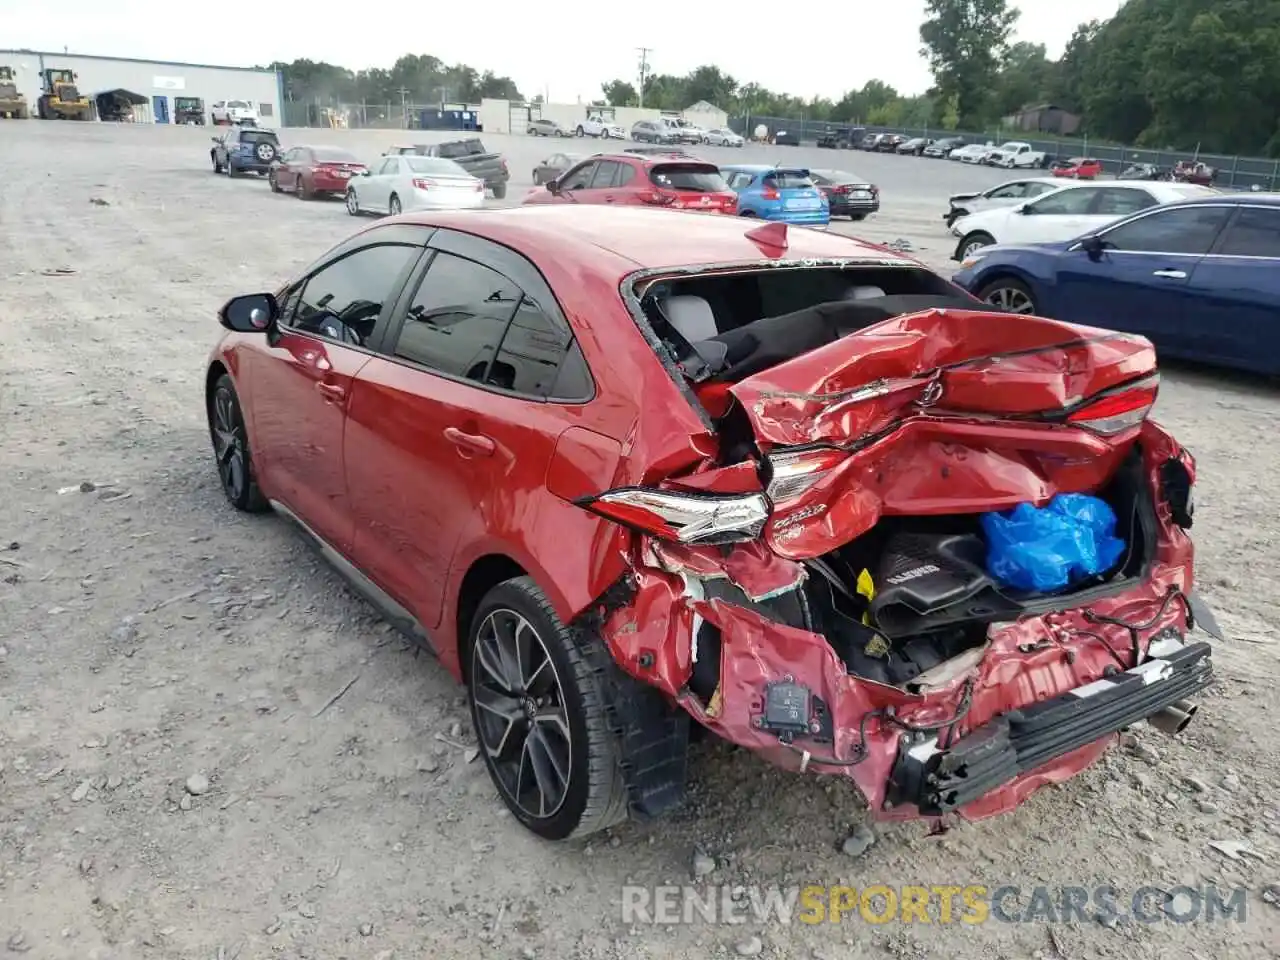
[575, 114, 625, 139]
[986, 141, 1048, 169]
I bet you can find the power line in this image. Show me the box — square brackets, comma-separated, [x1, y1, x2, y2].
[636, 47, 653, 108]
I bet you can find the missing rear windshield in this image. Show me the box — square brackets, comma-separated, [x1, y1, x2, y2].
[650, 163, 728, 192]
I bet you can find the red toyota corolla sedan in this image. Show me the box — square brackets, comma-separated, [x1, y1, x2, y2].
[268, 145, 368, 199]
[206, 206, 1217, 840]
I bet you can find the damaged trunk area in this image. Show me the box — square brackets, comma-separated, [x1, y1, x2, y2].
[688, 447, 1157, 699]
[583, 259, 1206, 821]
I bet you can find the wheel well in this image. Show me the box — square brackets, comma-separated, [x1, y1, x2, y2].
[455, 554, 527, 674]
[205, 361, 227, 415]
[973, 270, 1028, 293]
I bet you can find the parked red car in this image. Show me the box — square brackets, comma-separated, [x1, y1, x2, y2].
[523, 152, 737, 213]
[206, 206, 1216, 840]
[269, 145, 368, 199]
[1051, 157, 1103, 179]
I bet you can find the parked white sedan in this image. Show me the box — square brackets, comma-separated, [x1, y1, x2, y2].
[948, 143, 993, 163]
[950, 181, 1218, 260]
[345, 155, 485, 216]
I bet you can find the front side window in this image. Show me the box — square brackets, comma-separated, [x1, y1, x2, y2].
[1101, 206, 1231, 254]
[288, 244, 418, 346]
[560, 162, 597, 191]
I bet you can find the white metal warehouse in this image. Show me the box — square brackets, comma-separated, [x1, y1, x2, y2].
[0, 49, 282, 125]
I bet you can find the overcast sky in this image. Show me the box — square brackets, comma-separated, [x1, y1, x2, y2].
[2, 0, 1125, 101]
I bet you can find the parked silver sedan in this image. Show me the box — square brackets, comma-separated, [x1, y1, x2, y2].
[702, 127, 744, 147]
[345, 155, 484, 216]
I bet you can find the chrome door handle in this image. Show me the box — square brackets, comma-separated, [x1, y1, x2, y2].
[1152, 269, 1187, 279]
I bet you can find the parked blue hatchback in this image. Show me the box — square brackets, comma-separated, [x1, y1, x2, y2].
[951, 194, 1280, 377]
[720, 165, 830, 226]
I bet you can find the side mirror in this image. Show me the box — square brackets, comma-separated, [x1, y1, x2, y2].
[1080, 235, 1106, 260]
[219, 293, 278, 333]
[546, 179, 559, 193]
[360, 169, 370, 176]
[1015, 203, 1032, 215]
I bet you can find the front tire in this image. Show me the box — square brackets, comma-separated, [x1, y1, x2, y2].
[576, 126, 584, 137]
[491, 182, 506, 200]
[346, 188, 360, 216]
[465, 577, 627, 841]
[208, 374, 268, 513]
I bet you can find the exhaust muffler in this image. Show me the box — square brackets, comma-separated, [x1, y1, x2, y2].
[1147, 699, 1198, 736]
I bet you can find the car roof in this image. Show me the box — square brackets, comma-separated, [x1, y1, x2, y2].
[719, 164, 809, 173]
[395, 205, 913, 273]
[1178, 192, 1280, 206]
[597, 152, 710, 166]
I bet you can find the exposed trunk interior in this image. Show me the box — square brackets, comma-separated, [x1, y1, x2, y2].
[688, 447, 1154, 699]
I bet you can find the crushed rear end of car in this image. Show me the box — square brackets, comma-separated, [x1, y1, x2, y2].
[578, 280, 1215, 824]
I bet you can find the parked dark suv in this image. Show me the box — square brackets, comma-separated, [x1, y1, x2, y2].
[211, 127, 280, 177]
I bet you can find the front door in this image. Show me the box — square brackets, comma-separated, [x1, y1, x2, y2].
[244, 240, 424, 551]
[1052, 203, 1232, 352]
[153, 96, 169, 123]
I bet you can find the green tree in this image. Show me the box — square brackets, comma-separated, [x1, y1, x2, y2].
[992, 42, 1051, 118]
[919, 0, 1019, 128]
[601, 80, 638, 106]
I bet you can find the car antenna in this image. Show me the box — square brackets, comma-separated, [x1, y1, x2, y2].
[745, 221, 788, 251]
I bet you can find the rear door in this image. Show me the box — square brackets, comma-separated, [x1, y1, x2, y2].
[343, 230, 593, 630]
[1051, 204, 1232, 350]
[1183, 204, 1280, 371]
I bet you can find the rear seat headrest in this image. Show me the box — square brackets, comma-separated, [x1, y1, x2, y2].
[661, 294, 719, 343]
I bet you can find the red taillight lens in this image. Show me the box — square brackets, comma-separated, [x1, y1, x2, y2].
[576, 488, 769, 544]
[411, 178, 436, 190]
[1066, 375, 1159, 434]
[760, 185, 780, 200]
[501, 159, 509, 173]
[833, 185, 849, 194]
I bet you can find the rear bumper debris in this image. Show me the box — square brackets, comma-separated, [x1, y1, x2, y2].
[884, 635, 1214, 816]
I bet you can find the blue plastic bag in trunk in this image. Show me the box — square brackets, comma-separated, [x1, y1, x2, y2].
[980, 493, 1127, 593]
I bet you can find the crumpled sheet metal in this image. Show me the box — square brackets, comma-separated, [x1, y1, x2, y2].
[730, 308, 1157, 449]
[599, 422, 1197, 823]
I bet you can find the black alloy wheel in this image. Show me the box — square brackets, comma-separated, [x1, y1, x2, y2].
[209, 375, 267, 512]
[466, 577, 628, 840]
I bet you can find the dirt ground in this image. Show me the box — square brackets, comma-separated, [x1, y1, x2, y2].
[1, 122, 1278, 960]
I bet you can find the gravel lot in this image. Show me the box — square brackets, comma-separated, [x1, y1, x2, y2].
[2, 121, 1279, 960]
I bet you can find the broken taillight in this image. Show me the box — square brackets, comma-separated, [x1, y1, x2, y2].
[766, 449, 848, 501]
[1066, 374, 1159, 434]
[576, 488, 769, 544]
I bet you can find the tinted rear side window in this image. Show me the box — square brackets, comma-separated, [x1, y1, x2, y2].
[1216, 206, 1280, 258]
[649, 163, 728, 191]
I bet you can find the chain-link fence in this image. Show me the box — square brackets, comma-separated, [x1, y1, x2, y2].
[281, 101, 482, 132]
[729, 115, 1280, 191]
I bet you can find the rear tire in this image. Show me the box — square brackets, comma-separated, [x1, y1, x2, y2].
[211, 151, 223, 174]
[576, 126, 584, 137]
[296, 176, 310, 199]
[388, 193, 401, 216]
[464, 576, 628, 841]
[491, 182, 506, 200]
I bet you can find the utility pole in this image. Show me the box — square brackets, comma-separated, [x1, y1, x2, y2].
[397, 87, 410, 128]
[636, 47, 652, 108]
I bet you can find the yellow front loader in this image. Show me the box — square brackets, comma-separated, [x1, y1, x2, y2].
[37, 68, 93, 121]
[0, 67, 29, 119]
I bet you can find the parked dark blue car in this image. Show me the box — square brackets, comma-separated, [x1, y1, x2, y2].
[951, 194, 1280, 376]
[211, 126, 280, 177]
